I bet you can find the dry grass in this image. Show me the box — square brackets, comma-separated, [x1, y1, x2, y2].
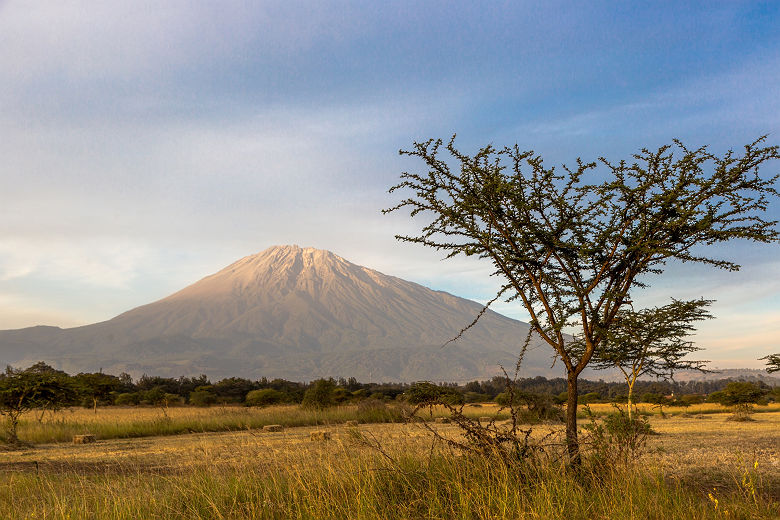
[9, 403, 405, 444]
[1, 410, 779, 518]
[583, 402, 780, 416]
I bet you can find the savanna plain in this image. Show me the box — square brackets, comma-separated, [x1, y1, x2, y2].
[1, 403, 779, 519]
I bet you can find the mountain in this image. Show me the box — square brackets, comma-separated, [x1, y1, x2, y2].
[672, 368, 780, 384]
[0, 245, 559, 382]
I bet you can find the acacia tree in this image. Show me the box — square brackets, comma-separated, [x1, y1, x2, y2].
[0, 364, 74, 444]
[582, 298, 712, 419]
[710, 381, 767, 419]
[761, 353, 780, 373]
[73, 372, 120, 413]
[23, 362, 77, 421]
[386, 136, 778, 463]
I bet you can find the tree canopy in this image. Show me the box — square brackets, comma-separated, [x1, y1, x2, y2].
[386, 135, 779, 462]
[0, 363, 76, 444]
[580, 298, 712, 417]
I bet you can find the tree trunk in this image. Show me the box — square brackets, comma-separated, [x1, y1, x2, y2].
[7, 413, 20, 445]
[93, 397, 98, 414]
[627, 381, 635, 420]
[565, 373, 580, 465]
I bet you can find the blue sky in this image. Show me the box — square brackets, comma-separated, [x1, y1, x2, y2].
[1, 1, 779, 368]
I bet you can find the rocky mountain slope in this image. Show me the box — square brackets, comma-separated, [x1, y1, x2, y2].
[0, 245, 559, 381]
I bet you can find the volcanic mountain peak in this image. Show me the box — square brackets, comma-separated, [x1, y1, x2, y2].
[0, 245, 558, 381]
[164, 245, 388, 302]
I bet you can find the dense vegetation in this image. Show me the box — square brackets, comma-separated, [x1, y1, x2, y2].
[2, 361, 778, 431]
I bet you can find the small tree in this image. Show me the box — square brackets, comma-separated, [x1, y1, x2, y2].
[761, 353, 780, 373]
[387, 136, 779, 462]
[188, 386, 217, 407]
[245, 388, 285, 407]
[0, 364, 74, 444]
[23, 362, 77, 421]
[73, 372, 120, 413]
[301, 379, 337, 409]
[405, 381, 464, 406]
[582, 298, 712, 419]
[712, 381, 766, 420]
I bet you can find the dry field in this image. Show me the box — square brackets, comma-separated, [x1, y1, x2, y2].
[1, 406, 779, 519]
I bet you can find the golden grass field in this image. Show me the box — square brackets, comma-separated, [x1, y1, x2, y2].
[1, 404, 779, 519]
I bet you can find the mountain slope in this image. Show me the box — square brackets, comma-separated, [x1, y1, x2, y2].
[0, 245, 558, 381]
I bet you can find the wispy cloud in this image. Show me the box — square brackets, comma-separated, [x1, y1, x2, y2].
[0, 2, 778, 371]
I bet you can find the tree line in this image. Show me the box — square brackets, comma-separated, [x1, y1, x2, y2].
[2, 361, 778, 440]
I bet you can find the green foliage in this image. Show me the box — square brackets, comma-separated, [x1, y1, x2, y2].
[463, 391, 490, 403]
[0, 363, 76, 443]
[350, 388, 369, 400]
[579, 392, 601, 404]
[21, 362, 78, 413]
[332, 387, 350, 403]
[602, 410, 654, 437]
[354, 398, 405, 423]
[680, 393, 706, 406]
[713, 382, 766, 406]
[188, 388, 217, 407]
[143, 387, 168, 406]
[211, 377, 256, 403]
[710, 382, 767, 421]
[405, 382, 464, 405]
[114, 392, 140, 406]
[640, 392, 671, 405]
[73, 372, 121, 412]
[301, 379, 337, 409]
[579, 298, 712, 415]
[245, 389, 285, 407]
[582, 406, 653, 465]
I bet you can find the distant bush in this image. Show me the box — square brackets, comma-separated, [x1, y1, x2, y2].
[711, 382, 767, 421]
[355, 398, 404, 423]
[679, 394, 705, 406]
[164, 393, 184, 406]
[189, 388, 217, 407]
[463, 392, 490, 403]
[332, 387, 350, 404]
[554, 391, 568, 405]
[351, 389, 369, 400]
[578, 392, 601, 404]
[405, 382, 463, 406]
[245, 389, 286, 407]
[302, 379, 337, 409]
[114, 392, 140, 406]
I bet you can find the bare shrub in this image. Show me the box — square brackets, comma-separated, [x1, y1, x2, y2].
[726, 403, 756, 422]
[581, 405, 653, 467]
